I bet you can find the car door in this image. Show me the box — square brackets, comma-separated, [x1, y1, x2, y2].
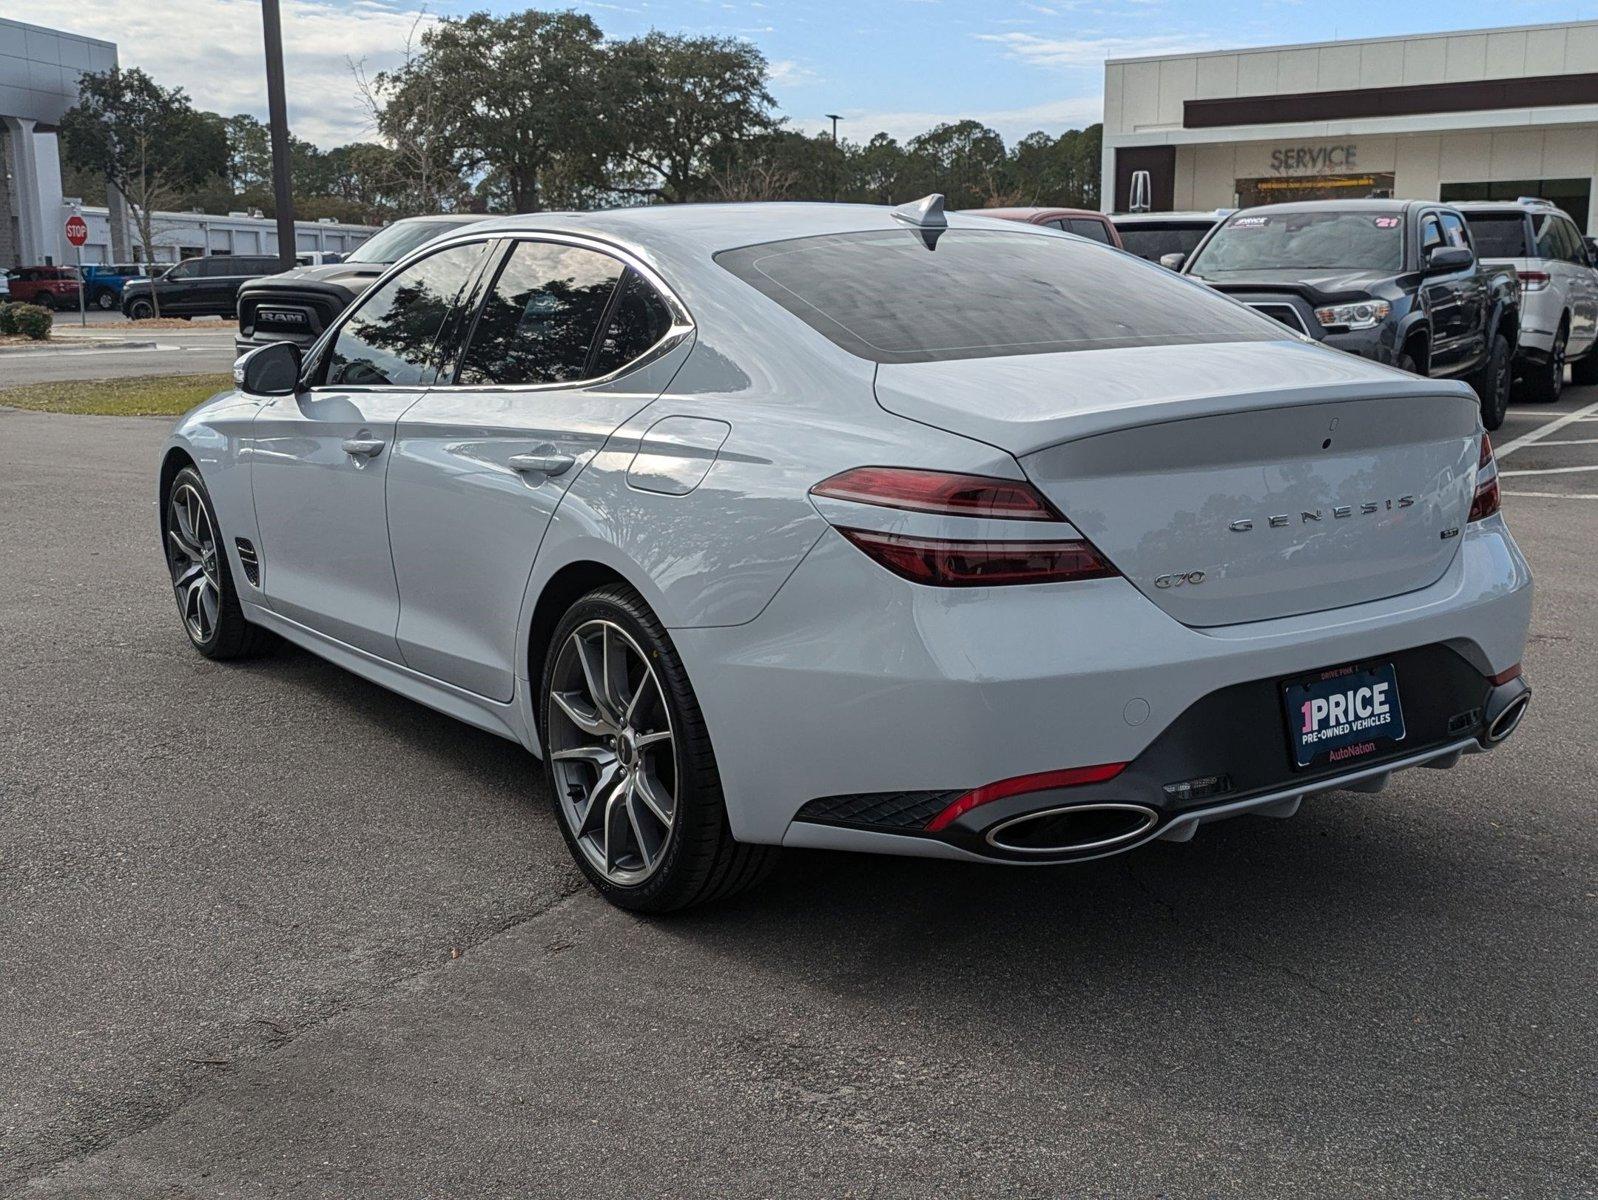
[386, 236, 691, 700]
[1440, 211, 1487, 364]
[1419, 211, 1465, 372]
[1558, 217, 1598, 354]
[158, 260, 201, 312]
[247, 239, 492, 659]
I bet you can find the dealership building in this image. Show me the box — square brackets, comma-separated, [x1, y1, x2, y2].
[2, 16, 373, 268]
[1102, 19, 1598, 230]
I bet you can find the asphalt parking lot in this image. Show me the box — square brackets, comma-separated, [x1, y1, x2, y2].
[1, 387, 1595, 1198]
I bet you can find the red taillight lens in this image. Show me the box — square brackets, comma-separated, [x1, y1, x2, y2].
[925, 762, 1129, 832]
[811, 467, 1059, 520]
[1489, 663, 1522, 686]
[837, 528, 1117, 587]
[1469, 433, 1500, 522]
[1518, 270, 1550, 292]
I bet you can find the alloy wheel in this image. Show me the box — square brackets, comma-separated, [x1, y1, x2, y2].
[165, 482, 221, 644]
[1551, 334, 1567, 400]
[546, 619, 679, 886]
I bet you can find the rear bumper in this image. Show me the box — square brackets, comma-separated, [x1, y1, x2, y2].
[672, 514, 1532, 853]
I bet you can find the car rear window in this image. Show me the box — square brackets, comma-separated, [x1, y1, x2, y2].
[1463, 214, 1530, 258]
[1116, 223, 1213, 262]
[714, 229, 1279, 364]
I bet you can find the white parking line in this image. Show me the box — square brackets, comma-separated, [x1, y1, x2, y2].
[1528, 437, 1598, 447]
[1504, 491, 1598, 499]
[1500, 464, 1598, 476]
[1495, 397, 1598, 459]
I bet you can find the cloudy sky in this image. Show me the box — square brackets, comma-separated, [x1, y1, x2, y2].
[10, 0, 1597, 148]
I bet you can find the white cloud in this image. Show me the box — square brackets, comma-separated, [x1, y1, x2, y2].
[767, 58, 819, 88]
[976, 30, 1216, 68]
[7, 0, 435, 146]
[793, 94, 1104, 145]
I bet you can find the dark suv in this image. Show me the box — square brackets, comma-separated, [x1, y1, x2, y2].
[122, 255, 282, 319]
[234, 214, 483, 356]
[1181, 199, 1520, 428]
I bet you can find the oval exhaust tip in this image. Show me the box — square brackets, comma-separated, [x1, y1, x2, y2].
[1486, 694, 1530, 743]
[985, 802, 1159, 856]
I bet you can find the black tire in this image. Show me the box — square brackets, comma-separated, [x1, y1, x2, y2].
[1471, 332, 1511, 431]
[94, 289, 117, 311]
[162, 466, 274, 661]
[1520, 326, 1567, 403]
[1571, 346, 1598, 386]
[539, 583, 778, 912]
[127, 297, 154, 321]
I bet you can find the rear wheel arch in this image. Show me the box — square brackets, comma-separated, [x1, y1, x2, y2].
[1401, 326, 1431, 375]
[526, 560, 635, 740]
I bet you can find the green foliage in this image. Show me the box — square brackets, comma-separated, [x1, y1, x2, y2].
[54, 12, 1104, 229]
[0, 303, 54, 340]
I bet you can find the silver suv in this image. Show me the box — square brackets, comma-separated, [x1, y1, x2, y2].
[1456, 199, 1598, 400]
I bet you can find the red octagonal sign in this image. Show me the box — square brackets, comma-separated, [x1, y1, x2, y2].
[65, 214, 89, 246]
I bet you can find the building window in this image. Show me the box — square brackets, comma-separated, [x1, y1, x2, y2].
[1440, 179, 1593, 231]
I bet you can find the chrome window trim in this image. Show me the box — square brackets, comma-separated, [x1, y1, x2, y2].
[304, 228, 695, 397]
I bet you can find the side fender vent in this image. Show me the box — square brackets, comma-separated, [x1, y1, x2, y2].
[235, 538, 260, 587]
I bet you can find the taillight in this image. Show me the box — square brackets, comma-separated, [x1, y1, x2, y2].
[836, 528, 1117, 587]
[1518, 270, 1550, 293]
[925, 762, 1129, 832]
[812, 466, 1120, 586]
[1469, 433, 1500, 522]
[811, 466, 1059, 520]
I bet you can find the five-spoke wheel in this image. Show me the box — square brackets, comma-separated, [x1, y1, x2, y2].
[547, 619, 678, 886]
[166, 480, 222, 644]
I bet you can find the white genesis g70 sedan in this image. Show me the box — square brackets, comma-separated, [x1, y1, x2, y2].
[160, 197, 1533, 910]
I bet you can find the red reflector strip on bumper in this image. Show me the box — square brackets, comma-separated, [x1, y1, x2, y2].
[925, 762, 1129, 833]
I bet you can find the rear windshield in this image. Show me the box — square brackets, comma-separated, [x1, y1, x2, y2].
[1189, 211, 1405, 274]
[1117, 223, 1213, 262]
[715, 229, 1279, 364]
[1463, 214, 1530, 258]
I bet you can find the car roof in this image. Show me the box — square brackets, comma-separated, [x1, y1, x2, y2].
[959, 206, 1109, 223]
[1226, 199, 1433, 216]
[460, 201, 1073, 260]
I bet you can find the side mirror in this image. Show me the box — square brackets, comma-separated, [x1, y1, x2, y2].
[1158, 251, 1187, 271]
[1426, 245, 1474, 274]
[234, 341, 302, 396]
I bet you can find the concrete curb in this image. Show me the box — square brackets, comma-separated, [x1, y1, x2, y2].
[0, 338, 162, 355]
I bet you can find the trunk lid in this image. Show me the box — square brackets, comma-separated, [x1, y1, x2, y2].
[875, 341, 1481, 627]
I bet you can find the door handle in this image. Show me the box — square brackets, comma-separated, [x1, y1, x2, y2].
[508, 450, 575, 477]
[341, 437, 385, 458]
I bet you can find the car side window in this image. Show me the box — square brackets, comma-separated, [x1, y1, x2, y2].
[1420, 215, 1444, 254]
[1440, 212, 1470, 250]
[1067, 218, 1112, 244]
[324, 242, 489, 388]
[168, 262, 195, 280]
[1557, 219, 1586, 265]
[1533, 216, 1562, 260]
[456, 241, 626, 386]
[589, 269, 675, 377]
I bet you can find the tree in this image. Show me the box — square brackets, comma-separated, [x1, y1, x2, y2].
[369, 10, 610, 213]
[60, 67, 227, 300]
[609, 32, 776, 203]
[900, 120, 1010, 209]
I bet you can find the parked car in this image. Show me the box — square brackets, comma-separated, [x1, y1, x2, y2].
[962, 207, 1123, 246]
[80, 262, 151, 311]
[1181, 200, 1520, 428]
[122, 255, 283, 320]
[1112, 210, 1229, 265]
[161, 197, 1532, 912]
[6, 265, 82, 309]
[235, 215, 483, 356]
[1454, 198, 1598, 399]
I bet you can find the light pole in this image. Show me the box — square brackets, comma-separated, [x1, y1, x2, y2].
[261, 0, 297, 271]
[825, 113, 841, 143]
[825, 114, 842, 202]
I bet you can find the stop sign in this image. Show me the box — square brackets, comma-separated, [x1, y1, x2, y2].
[64, 214, 88, 247]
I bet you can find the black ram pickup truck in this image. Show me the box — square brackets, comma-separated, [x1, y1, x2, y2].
[234, 214, 483, 357]
[1179, 199, 1521, 429]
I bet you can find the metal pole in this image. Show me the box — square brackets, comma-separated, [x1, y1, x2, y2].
[76, 241, 86, 327]
[261, 0, 297, 271]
